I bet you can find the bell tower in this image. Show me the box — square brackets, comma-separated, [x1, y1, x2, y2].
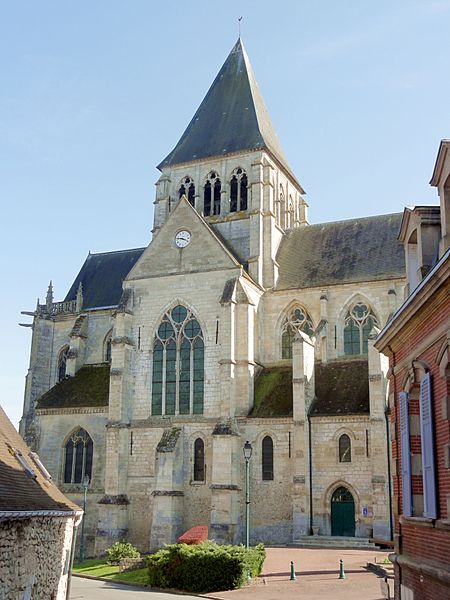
[153, 39, 308, 288]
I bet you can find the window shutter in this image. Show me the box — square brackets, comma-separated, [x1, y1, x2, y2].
[399, 391, 412, 517]
[419, 372, 437, 519]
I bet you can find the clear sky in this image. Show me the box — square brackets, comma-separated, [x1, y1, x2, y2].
[1, 1, 449, 427]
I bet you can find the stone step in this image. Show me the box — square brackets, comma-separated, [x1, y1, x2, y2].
[291, 536, 378, 549]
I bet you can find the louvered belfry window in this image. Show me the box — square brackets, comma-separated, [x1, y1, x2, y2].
[63, 428, 93, 484]
[262, 436, 274, 481]
[152, 305, 204, 416]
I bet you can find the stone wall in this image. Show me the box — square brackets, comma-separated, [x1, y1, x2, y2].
[0, 516, 75, 600]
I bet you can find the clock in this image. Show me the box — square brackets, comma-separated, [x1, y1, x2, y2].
[175, 230, 191, 248]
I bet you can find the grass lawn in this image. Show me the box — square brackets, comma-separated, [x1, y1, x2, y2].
[73, 558, 149, 585]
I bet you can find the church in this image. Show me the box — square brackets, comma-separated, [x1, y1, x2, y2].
[20, 39, 405, 555]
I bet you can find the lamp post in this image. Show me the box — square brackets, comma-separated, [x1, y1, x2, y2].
[243, 441, 252, 549]
[79, 475, 90, 563]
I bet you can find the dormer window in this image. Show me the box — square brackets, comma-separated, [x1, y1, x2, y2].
[230, 168, 248, 212]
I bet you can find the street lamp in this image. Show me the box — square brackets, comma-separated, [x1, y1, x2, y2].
[79, 475, 90, 563]
[243, 441, 252, 549]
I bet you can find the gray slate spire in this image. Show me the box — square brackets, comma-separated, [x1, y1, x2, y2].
[157, 39, 294, 179]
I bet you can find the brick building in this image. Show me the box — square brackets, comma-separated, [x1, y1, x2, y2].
[375, 140, 450, 599]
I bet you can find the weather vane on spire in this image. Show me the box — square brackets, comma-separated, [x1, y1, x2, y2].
[238, 16, 243, 38]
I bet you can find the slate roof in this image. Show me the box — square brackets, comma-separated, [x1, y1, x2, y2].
[309, 359, 369, 416]
[157, 39, 298, 185]
[65, 248, 144, 309]
[276, 213, 405, 290]
[36, 365, 110, 409]
[0, 405, 81, 514]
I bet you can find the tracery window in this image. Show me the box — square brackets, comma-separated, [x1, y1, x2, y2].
[338, 434, 351, 462]
[343, 302, 378, 355]
[262, 436, 274, 480]
[57, 346, 69, 382]
[229, 168, 248, 212]
[203, 172, 221, 216]
[193, 437, 205, 482]
[281, 307, 314, 359]
[63, 428, 93, 484]
[178, 176, 195, 207]
[152, 305, 204, 415]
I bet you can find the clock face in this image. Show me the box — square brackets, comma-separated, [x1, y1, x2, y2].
[175, 230, 191, 248]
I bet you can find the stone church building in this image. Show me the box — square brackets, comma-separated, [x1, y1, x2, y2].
[20, 39, 406, 554]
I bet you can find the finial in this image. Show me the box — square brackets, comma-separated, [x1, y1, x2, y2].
[46, 280, 54, 309]
[238, 16, 243, 38]
[76, 282, 84, 312]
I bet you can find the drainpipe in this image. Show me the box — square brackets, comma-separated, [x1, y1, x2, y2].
[308, 415, 313, 535]
[385, 408, 394, 541]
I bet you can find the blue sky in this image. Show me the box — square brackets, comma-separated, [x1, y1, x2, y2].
[1, 1, 449, 426]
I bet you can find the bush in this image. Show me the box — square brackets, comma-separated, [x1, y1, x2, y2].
[147, 542, 265, 593]
[106, 541, 141, 565]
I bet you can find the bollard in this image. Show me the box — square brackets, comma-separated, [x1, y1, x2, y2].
[290, 560, 297, 581]
[339, 559, 346, 579]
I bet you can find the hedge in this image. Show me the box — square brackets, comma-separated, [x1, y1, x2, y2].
[147, 542, 265, 593]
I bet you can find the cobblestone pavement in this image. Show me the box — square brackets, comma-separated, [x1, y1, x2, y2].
[203, 547, 392, 600]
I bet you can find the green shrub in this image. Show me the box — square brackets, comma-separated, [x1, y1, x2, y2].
[147, 542, 265, 593]
[105, 541, 141, 565]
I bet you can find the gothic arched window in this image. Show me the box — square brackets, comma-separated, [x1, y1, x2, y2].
[104, 331, 112, 363]
[281, 307, 314, 359]
[57, 346, 69, 382]
[229, 168, 248, 212]
[178, 176, 195, 207]
[152, 305, 204, 416]
[204, 172, 221, 216]
[193, 438, 205, 482]
[262, 436, 274, 480]
[63, 428, 93, 484]
[339, 434, 351, 462]
[344, 302, 378, 355]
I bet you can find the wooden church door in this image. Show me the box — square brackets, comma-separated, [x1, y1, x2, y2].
[331, 486, 355, 536]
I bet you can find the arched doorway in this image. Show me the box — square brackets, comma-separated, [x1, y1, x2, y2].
[331, 486, 355, 537]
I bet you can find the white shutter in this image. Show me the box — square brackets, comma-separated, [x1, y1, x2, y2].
[420, 372, 437, 519]
[399, 391, 412, 517]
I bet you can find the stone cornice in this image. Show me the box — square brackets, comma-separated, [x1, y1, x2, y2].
[36, 407, 108, 416]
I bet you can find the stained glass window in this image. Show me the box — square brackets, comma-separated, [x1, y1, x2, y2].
[152, 305, 204, 415]
[339, 434, 351, 462]
[262, 436, 274, 480]
[281, 307, 314, 359]
[344, 302, 378, 355]
[63, 428, 93, 484]
[193, 438, 205, 481]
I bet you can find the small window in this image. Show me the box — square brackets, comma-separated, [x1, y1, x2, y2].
[63, 428, 93, 484]
[57, 347, 69, 382]
[339, 434, 351, 463]
[262, 436, 274, 480]
[104, 331, 112, 363]
[193, 438, 205, 482]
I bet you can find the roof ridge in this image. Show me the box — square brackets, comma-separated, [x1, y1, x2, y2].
[87, 246, 146, 258]
[290, 212, 403, 230]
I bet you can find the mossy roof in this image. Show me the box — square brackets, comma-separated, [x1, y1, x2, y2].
[36, 365, 110, 409]
[310, 359, 369, 416]
[250, 367, 293, 418]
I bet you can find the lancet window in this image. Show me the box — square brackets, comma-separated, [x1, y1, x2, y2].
[229, 168, 248, 212]
[262, 436, 274, 480]
[281, 307, 314, 359]
[152, 305, 204, 415]
[63, 428, 93, 484]
[104, 331, 112, 363]
[57, 346, 69, 382]
[178, 176, 195, 207]
[343, 302, 378, 355]
[203, 172, 221, 216]
[193, 438, 205, 482]
[338, 434, 351, 462]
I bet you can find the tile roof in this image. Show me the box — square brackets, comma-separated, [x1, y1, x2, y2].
[157, 39, 298, 185]
[276, 213, 405, 289]
[309, 359, 369, 416]
[64, 248, 144, 309]
[0, 406, 81, 514]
